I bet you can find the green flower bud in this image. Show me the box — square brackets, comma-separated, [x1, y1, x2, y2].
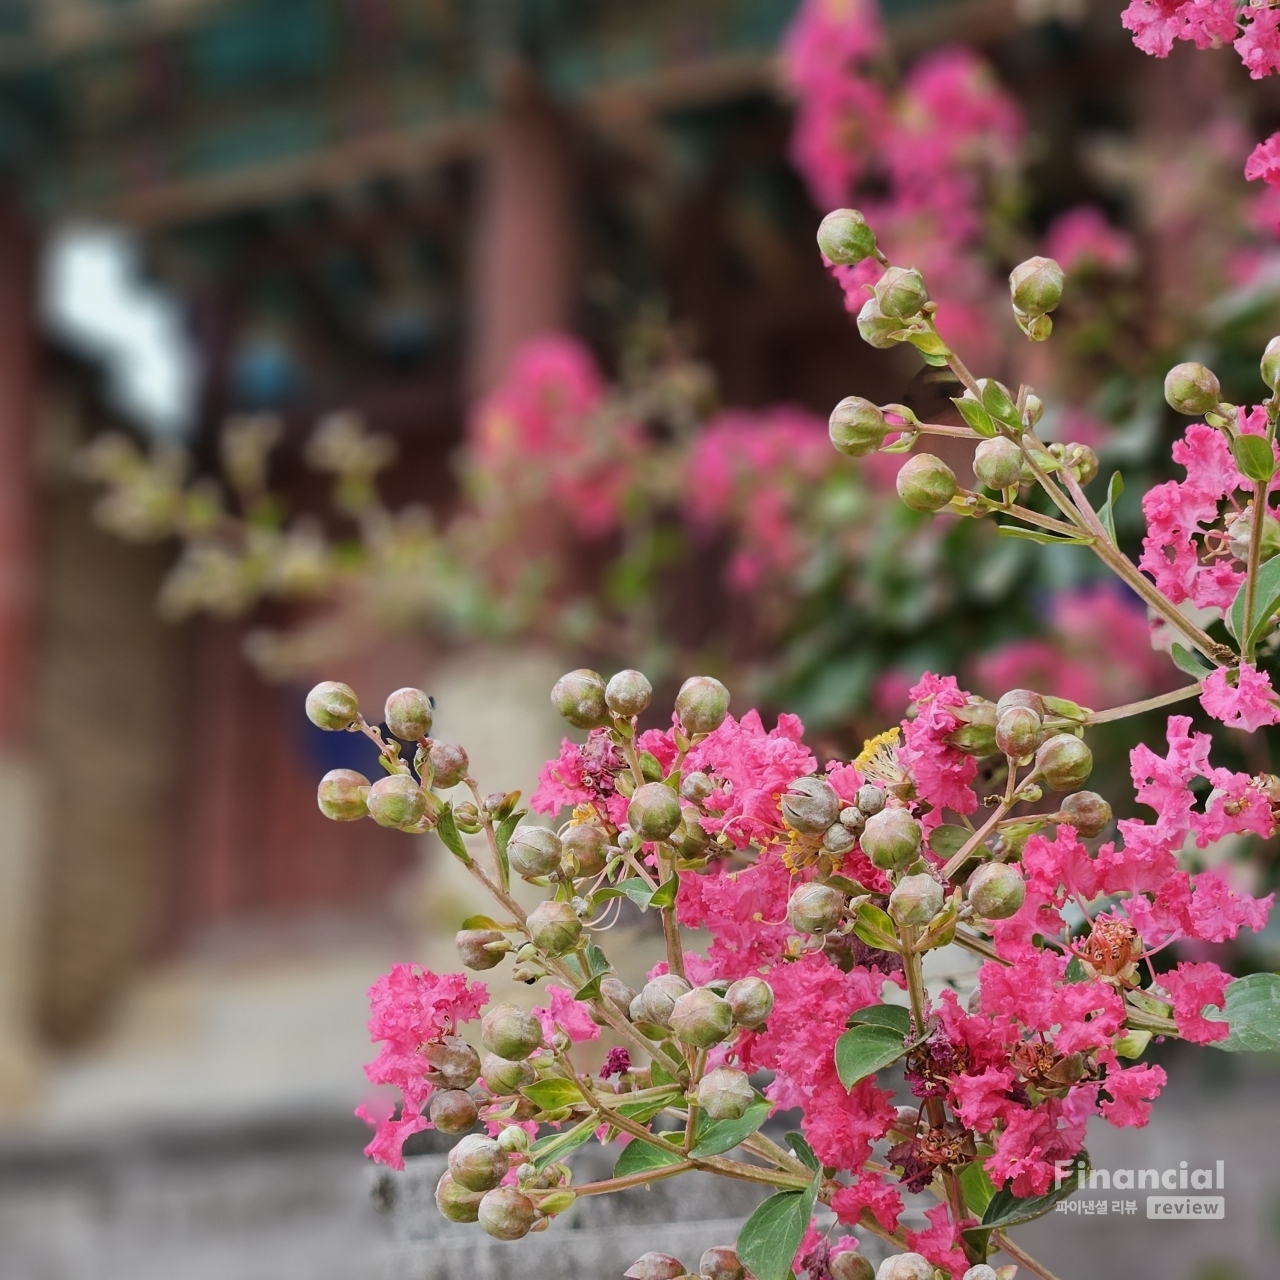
[626, 1254, 687, 1280]
[961, 1269, 999, 1280]
[633, 974, 692, 1028]
[1228, 507, 1280, 562]
[696, 1066, 754, 1120]
[860, 808, 922, 869]
[1065, 443, 1098, 485]
[823, 821, 857, 855]
[551, 668, 610, 729]
[673, 811, 711, 859]
[435, 1171, 483, 1223]
[966, 861, 1026, 920]
[874, 266, 928, 321]
[428, 740, 469, 788]
[1036, 733, 1093, 791]
[829, 396, 888, 457]
[481, 1052, 535, 1093]
[676, 676, 731, 735]
[424, 1035, 481, 1089]
[944, 700, 998, 756]
[1164, 362, 1221, 416]
[681, 771, 715, 803]
[496, 1125, 531, 1153]
[367, 774, 426, 829]
[973, 437, 1024, 490]
[456, 928, 509, 971]
[317, 768, 369, 821]
[305, 680, 359, 730]
[856, 784, 886, 816]
[896, 454, 957, 513]
[856, 297, 901, 349]
[839, 806, 866, 833]
[888, 873, 944, 927]
[700, 1247, 747, 1280]
[508, 825, 563, 879]
[526, 900, 582, 956]
[1009, 256, 1064, 317]
[428, 1088, 478, 1134]
[480, 1003, 543, 1060]
[592, 975, 638, 1025]
[449, 1134, 509, 1192]
[669, 987, 734, 1048]
[876, 1255, 934, 1280]
[725, 976, 774, 1028]
[787, 882, 845, 935]
[1263, 337, 1280, 391]
[606, 668, 653, 717]
[831, 1254, 875, 1280]
[628, 783, 684, 841]
[781, 776, 841, 834]
[997, 688, 1044, 718]
[1059, 789, 1112, 837]
[384, 687, 433, 741]
[562, 823, 609, 877]
[816, 209, 878, 265]
[478, 1186, 535, 1240]
[995, 705, 1042, 761]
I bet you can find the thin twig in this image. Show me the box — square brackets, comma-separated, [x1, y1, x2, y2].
[992, 1229, 1067, 1280]
[1086, 682, 1203, 725]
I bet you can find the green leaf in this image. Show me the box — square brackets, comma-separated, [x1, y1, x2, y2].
[649, 876, 679, 909]
[959, 1159, 997, 1217]
[613, 1091, 681, 1123]
[847, 1004, 912, 1037]
[690, 1096, 772, 1157]
[1233, 433, 1276, 484]
[1097, 471, 1124, 545]
[976, 1158, 1088, 1233]
[613, 1133, 684, 1178]
[981, 380, 1021, 429]
[530, 1117, 596, 1170]
[522, 1079, 584, 1112]
[928, 824, 972, 858]
[785, 1131, 820, 1173]
[1170, 643, 1212, 678]
[1207, 971, 1280, 1051]
[435, 806, 472, 866]
[737, 1178, 819, 1280]
[459, 914, 501, 931]
[1228, 553, 1280, 649]
[494, 810, 522, 891]
[852, 902, 899, 952]
[834, 1023, 907, 1089]
[903, 328, 951, 358]
[951, 396, 997, 437]
[1041, 694, 1089, 722]
[996, 524, 1093, 547]
[1064, 956, 1088, 983]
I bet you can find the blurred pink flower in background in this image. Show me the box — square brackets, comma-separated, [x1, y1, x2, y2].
[1044, 205, 1137, 276]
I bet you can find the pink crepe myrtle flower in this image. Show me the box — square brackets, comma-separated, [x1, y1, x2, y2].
[1099, 1062, 1168, 1128]
[1160, 961, 1232, 1043]
[898, 672, 978, 819]
[1247, 132, 1280, 187]
[532, 984, 600, 1044]
[1236, 5, 1280, 78]
[1200, 663, 1280, 732]
[1121, 1, 1238, 59]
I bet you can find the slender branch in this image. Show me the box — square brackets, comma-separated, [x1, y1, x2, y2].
[941, 799, 1013, 880]
[913, 421, 983, 440]
[568, 1161, 695, 1198]
[656, 842, 687, 981]
[1085, 682, 1203, 725]
[742, 1132, 815, 1180]
[942, 347, 983, 401]
[992, 1230, 1066, 1280]
[1243, 478, 1269, 663]
[952, 924, 1003, 964]
[997, 503, 1086, 539]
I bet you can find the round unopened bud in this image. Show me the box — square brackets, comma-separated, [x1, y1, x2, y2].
[1066, 443, 1099, 485]
[562, 823, 609, 877]
[996, 705, 1042, 760]
[997, 688, 1044, 718]
[961, 1269, 999, 1280]
[634, 974, 692, 1028]
[597, 976, 638, 1021]
[876, 1254, 934, 1280]
[860, 808, 922, 869]
[496, 1126, 530, 1153]
[628, 783, 684, 841]
[856, 297, 901, 349]
[435, 1171, 482, 1222]
[817, 209, 878, 265]
[480, 1004, 543, 1061]
[428, 1088, 477, 1134]
[427, 740, 469, 788]
[367, 774, 426, 829]
[875, 266, 928, 321]
[787, 882, 845, 935]
[830, 396, 888, 457]
[896, 454, 957, 513]
[626, 1253, 686, 1280]
[1009, 256, 1064, 317]
[967, 862, 1026, 920]
[508, 826, 562, 878]
[681, 771, 715, 803]
[1263, 337, 1280, 392]
[700, 1246, 746, 1280]
[670, 987, 734, 1048]
[478, 1186, 535, 1240]
[831, 1253, 875, 1280]
[676, 676, 731, 735]
[839, 806, 866, 834]
[823, 821, 858, 855]
[551, 668, 609, 729]
[481, 1052, 535, 1093]
[1164, 361, 1221, 416]
[425, 1036, 481, 1089]
[457, 928, 508, 971]
[725, 976, 774, 1028]
[856, 784, 886, 816]
[673, 811, 710, 860]
[1036, 733, 1093, 791]
[449, 1134, 508, 1192]
[696, 1067, 754, 1120]
[526, 900, 582, 956]
[384, 687, 433, 740]
[973, 436, 1024, 490]
[606, 669, 653, 717]
[1060, 789, 1112, 837]
[305, 680, 359, 730]
[781, 776, 841, 833]
[888, 873, 944, 927]
[317, 768, 369, 821]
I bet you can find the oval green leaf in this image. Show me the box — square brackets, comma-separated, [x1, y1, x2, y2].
[737, 1178, 819, 1280]
[690, 1096, 772, 1157]
[834, 1023, 907, 1089]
